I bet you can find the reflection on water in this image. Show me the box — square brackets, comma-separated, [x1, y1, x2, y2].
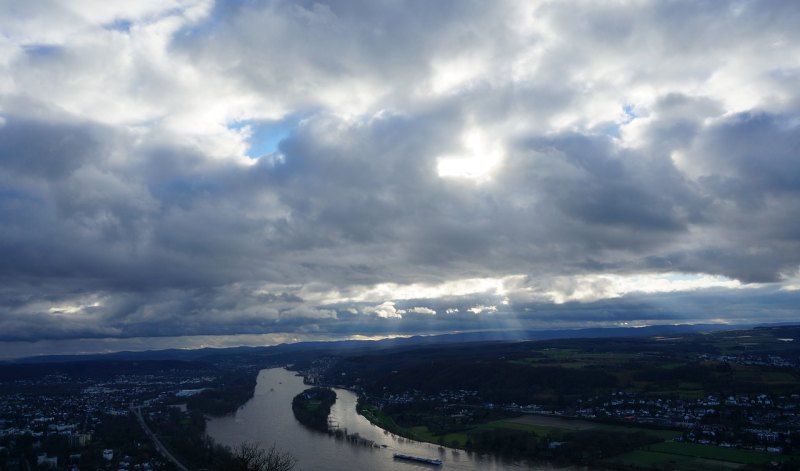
[206, 368, 557, 471]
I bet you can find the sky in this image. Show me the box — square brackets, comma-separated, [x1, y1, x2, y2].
[1, 0, 800, 359]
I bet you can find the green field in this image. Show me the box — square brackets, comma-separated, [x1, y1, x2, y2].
[513, 349, 640, 369]
[607, 449, 697, 469]
[490, 415, 680, 441]
[607, 441, 789, 470]
[646, 442, 776, 465]
[607, 450, 745, 471]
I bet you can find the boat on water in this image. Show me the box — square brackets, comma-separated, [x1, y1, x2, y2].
[392, 453, 443, 466]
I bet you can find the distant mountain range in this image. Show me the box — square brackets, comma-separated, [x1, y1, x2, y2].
[5, 322, 757, 365]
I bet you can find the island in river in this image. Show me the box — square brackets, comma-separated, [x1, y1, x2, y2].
[292, 387, 336, 432]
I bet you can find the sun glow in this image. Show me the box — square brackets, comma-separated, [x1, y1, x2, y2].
[436, 128, 504, 181]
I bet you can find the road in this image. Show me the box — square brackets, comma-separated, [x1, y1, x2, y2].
[131, 404, 190, 471]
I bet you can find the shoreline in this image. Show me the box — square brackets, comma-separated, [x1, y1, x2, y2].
[355, 401, 445, 447]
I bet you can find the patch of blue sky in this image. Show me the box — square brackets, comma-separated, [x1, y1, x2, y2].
[105, 19, 133, 32]
[621, 103, 637, 123]
[0, 187, 45, 207]
[662, 273, 724, 283]
[232, 116, 303, 159]
[21, 44, 62, 57]
[604, 103, 638, 137]
[604, 123, 622, 138]
[663, 273, 693, 282]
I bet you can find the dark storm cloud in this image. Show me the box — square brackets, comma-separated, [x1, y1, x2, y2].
[649, 111, 800, 282]
[699, 113, 800, 198]
[0, 115, 102, 178]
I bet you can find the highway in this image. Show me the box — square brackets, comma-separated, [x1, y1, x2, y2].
[131, 404, 189, 471]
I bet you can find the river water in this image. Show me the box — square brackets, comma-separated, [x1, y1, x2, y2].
[206, 368, 565, 471]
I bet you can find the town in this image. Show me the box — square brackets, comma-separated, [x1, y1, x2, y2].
[0, 359, 254, 470]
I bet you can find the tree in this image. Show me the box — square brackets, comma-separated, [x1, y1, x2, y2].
[229, 442, 296, 471]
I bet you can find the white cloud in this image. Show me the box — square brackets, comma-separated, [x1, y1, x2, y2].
[468, 305, 497, 315]
[408, 307, 436, 315]
[364, 302, 402, 319]
[538, 273, 748, 304]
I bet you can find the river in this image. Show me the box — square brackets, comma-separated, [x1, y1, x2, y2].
[206, 368, 567, 471]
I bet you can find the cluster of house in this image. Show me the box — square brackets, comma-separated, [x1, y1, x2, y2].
[301, 357, 339, 385]
[696, 352, 797, 369]
[561, 391, 799, 428]
[366, 389, 479, 409]
[0, 369, 217, 469]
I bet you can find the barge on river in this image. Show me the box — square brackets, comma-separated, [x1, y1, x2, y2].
[392, 453, 443, 466]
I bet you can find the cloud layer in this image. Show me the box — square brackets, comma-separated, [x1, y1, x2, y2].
[1, 0, 800, 356]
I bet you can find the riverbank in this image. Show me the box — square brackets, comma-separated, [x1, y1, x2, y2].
[185, 368, 260, 416]
[356, 400, 437, 444]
